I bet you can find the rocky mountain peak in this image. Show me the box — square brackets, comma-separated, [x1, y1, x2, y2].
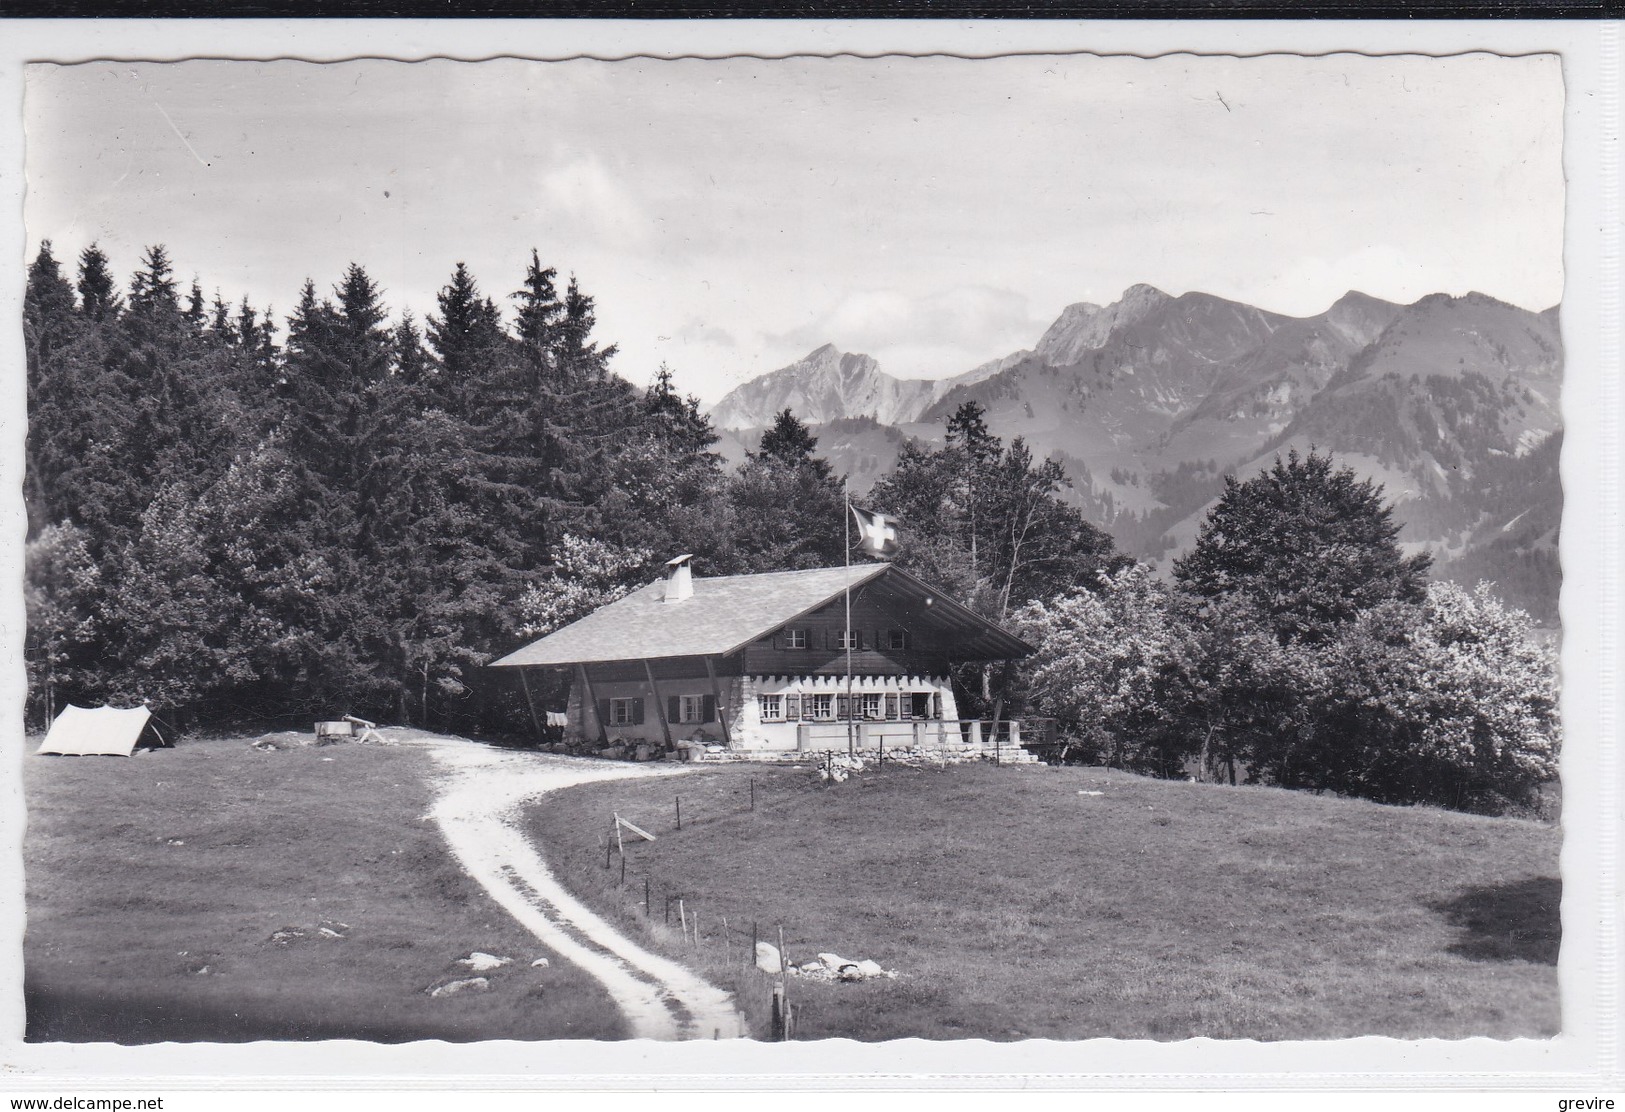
[706, 344, 939, 429]
[1034, 284, 1174, 366]
[1324, 290, 1403, 347]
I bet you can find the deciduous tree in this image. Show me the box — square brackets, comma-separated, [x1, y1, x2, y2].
[1174, 448, 1431, 646]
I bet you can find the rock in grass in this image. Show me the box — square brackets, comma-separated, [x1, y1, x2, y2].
[755, 941, 782, 973]
[427, 976, 490, 997]
[457, 951, 509, 971]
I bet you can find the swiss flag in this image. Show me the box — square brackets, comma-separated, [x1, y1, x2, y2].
[851, 504, 900, 558]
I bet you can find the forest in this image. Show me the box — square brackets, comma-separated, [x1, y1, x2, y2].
[23, 243, 1558, 814]
[22, 242, 1124, 738]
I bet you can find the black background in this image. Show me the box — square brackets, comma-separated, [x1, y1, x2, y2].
[1, 0, 1617, 21]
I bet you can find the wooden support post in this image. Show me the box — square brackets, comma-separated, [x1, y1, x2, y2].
[577, 665, 608, 745]
[676, 796, 682, 830]
[517, 668, 545, 743]
[777, 923, 791, 1039]
[704, 656, 734, 747]
[645, 877, 651, 916]
[643, 658, 673, 747]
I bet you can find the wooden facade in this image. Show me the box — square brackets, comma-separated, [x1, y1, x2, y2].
[490, 559, 1031, 758]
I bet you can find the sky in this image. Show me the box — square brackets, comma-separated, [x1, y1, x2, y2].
[23, 53, 1565, 404]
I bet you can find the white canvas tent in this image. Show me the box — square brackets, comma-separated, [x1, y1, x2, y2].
[36, 704, 168, 756]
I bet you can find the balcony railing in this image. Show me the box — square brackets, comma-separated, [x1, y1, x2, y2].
[792, 718, 1026, 753]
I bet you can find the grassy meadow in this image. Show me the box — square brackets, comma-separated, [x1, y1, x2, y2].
[22, 732, 625, 1042]
[529, 759, 1561, 1042]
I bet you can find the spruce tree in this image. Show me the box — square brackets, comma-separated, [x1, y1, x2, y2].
[76, 243, 121, 322]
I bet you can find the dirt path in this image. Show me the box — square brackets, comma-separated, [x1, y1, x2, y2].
[419, 739, 747, 1040]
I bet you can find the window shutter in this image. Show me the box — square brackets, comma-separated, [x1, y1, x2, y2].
[597, 700, 611, 728]
[885, 693, 899, 720]
[823, 628, 834, 650]
[772, 630, 783, 651]
[836, 694, 850, 720]
[632, 697, 645, 725]
[859, 629, 871, 651]
[785, 694, 801, 720]
[702, 694, 716, 723]
[667, 695, 681, 724]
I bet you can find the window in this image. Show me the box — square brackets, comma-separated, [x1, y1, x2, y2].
[805, 693, 835, 721]
[758, 694, 784, 722]
[608, 697, 639, 726]
[887, 629, 910, 651]
[862, 693, 885, 720]
[679, 695, 708, 724]
[784, 628, 808, 649]
[835, 629, 861, 651]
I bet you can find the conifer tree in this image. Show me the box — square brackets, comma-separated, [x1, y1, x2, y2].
[427, 261, 506, 416]
[76, 243, 121, 322]
[725, 409, 844, 571]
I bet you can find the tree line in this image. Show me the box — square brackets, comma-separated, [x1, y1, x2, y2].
[24, 241, 1557, 813]
[22, 242, 1121, 736]
[1011, 451, 1559, 815]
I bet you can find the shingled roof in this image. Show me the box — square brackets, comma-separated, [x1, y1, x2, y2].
[489, 562, 1030, 668]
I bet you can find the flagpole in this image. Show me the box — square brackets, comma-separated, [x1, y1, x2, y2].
[845, 476, 855, 759]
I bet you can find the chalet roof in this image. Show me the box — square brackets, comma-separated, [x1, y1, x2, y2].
[489, 562, 1032, 669]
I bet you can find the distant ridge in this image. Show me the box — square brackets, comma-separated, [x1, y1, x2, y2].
[707, 343, 942, 430]
[707, 284, 1563, 620]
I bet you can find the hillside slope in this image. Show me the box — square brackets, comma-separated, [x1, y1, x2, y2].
[533, 761, 1559, 1042]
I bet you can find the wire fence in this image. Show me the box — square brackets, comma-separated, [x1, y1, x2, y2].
[591, 783, 814, 1040]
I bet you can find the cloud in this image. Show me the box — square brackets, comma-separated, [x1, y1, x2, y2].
[674, 319, 737, 348]
[536, 155, 651, 249]
[774, 285, 1045, 377]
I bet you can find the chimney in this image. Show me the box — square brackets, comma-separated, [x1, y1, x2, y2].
[662, 554, 694, 603]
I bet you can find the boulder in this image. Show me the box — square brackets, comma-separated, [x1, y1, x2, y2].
[457, 952, 509, 972]
[755, 941, 783, 974]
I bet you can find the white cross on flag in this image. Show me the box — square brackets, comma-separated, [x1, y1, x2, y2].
[851, 504, 900, 558]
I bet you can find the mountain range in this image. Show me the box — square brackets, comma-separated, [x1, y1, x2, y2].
[707, 284, 1563, 621]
